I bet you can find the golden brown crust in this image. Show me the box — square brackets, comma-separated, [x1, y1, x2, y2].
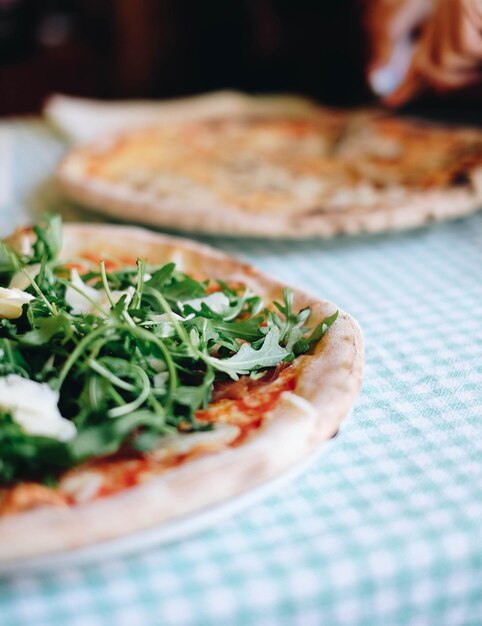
[0, 224, 363, 564]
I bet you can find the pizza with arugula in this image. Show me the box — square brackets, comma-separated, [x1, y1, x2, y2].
[0, 217, 363, 563]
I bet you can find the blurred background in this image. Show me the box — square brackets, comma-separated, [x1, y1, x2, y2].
[0, 0, 371, 116]
[0, 0, 480, 119]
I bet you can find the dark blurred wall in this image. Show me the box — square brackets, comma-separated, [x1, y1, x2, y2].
[0, 0, 370, 116]
[0, 0, 108, 115]
[168, 0, 369, 104]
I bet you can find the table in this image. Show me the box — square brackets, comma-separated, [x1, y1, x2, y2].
[0, 119, 481, 626]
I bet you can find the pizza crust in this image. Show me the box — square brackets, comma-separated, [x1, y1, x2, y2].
[56, 104, 482, 238]
[57, 171, 482, 238]
[0, 224, 363, 564]
[45, 91, 319, 144]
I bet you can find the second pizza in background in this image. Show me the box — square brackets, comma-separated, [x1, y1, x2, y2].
[53, 92, 482, 238]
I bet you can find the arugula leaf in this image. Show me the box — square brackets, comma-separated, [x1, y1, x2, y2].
[162, 274, 207, 303]
[0, 412, 70, 483]
[69, 410, 163, 462]
[173, 368, 214, 414]
[145, 263, 175, 290]
[0, 243, 18, 279]
[293, 311, 339, 355]
[31, 214, 62, 263]
[20, 313, 73, 346]
[213, 317, 265, 342]
[205, 326, 289, 379]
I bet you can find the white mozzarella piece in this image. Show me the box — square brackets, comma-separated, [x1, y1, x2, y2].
[0, 287, 34, 319]
[9, 263, 41, 291]
[184, 292, 230, 315]
[0, 374, 76, 441]
[150, 312, 185, 323]
[107, 286, 135, 310]
[65, 269, 135, 315]
[65, 269, 101, 314]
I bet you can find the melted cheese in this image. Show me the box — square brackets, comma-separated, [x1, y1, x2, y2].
[78, 114, 482, 216]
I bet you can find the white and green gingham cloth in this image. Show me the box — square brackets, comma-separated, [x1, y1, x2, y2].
[0, 120, 481, 626]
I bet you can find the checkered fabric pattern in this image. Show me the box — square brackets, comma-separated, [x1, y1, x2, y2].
[0, 120, 481, 626]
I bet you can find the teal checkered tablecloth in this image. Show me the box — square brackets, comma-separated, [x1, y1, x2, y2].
[0, 119, 482, 626]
